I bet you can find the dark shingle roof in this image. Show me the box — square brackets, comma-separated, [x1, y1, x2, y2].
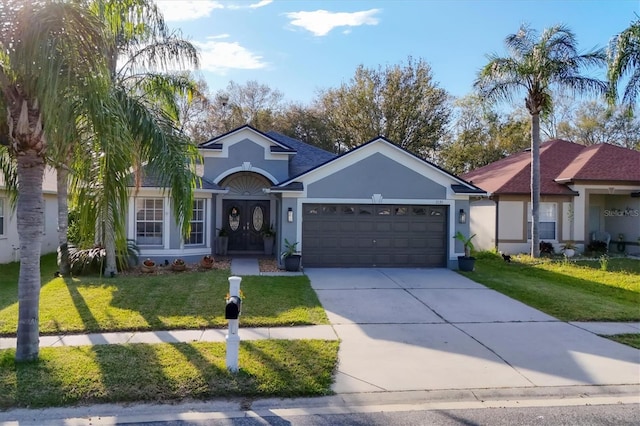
[266, 131, 336, 177]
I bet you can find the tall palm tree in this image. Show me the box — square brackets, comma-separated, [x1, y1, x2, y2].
[608, 18, 640, 112]
[475, 24, 606, 257]
[0, 0, 113, 361]
[67, 0, 201, 276]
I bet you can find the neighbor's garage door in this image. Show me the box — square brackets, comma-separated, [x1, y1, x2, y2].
[302, 204, 447, 267]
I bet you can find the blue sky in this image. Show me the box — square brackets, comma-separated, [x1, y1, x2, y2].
[156, 0, 640, 105]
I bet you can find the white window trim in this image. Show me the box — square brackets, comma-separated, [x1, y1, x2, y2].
[186, 198, 206, 246]
[135, 197, 165, 247]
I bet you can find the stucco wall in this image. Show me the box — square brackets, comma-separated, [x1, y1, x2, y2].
[470, 199, 496, 251]
[0, 192, 59, 264]
[203, 139, 289, 184]
[307, 153, 447, 200]
[498, 200, 525, 241]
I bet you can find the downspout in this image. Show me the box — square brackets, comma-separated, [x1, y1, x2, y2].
[494, 195, 499, 252]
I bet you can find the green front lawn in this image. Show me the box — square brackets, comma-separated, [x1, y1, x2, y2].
[0, 340, 339, 408]
[460, 252, 640, 322]
[0, 254, 328, 336]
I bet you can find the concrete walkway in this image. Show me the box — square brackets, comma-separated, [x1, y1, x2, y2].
[306, 268, 640, 394]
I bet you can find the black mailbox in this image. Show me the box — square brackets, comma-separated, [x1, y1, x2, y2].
[225, 296, 242, 319]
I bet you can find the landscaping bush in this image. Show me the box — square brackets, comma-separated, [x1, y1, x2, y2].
[68, 240, 139, 275]
[539, 241, 554, 255]
[587, 240, 608, 254]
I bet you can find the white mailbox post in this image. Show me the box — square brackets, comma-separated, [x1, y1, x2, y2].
[225, 276, 242, 372]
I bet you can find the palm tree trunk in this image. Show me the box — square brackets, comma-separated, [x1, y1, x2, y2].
[104, 218, 117, 277]
[15, 152, 45, 362]
[531, 112, 541, 258]
[56, 165, 70, 276]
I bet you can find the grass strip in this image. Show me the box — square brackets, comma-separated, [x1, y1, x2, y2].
[0, 339, 339, 408]
[0, 254, 328, 336]
[605, 334, 640, 349]
[459, 253, 640, 322]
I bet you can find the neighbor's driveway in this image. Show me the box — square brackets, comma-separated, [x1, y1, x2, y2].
[306, 268, 640, 393]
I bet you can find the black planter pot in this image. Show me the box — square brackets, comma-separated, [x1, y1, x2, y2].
[457, 256, 476, 272]
[263, 237, 274, 255]
[284, 254, 302, 272]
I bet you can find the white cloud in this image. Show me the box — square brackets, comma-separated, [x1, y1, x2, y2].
[249, 0, 273, 9]
[196, 37, 267, 74]
[222, 0, 273, 10]
[156, 1, 223, 22]
[285, 9, 380, 36]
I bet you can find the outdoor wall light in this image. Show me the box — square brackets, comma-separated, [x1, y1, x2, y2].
[458, 208, 467, 224]
[287, 207, 294, 223]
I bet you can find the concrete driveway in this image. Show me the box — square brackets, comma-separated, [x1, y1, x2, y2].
[306, 268, 640, 393]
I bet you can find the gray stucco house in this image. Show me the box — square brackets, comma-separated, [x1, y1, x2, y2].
[128, 125, 484, 268]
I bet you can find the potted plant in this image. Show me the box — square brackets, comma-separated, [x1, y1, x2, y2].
[141, 258, 156, 273]
[172, 258, 186, 272]
[454, 231, 476, 272]
[261, 224, 276, 255]
[216, 227, 229, 256]
[561, 241, 577, 258]
[201, 254, 214, 269]
[281, 238, 301, 271]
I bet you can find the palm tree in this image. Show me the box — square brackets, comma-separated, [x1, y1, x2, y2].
[0, 0, 113, 361]
[608, 18, 640, 111]
[67, 0, 201, 276]
[475, 24, 606, 257]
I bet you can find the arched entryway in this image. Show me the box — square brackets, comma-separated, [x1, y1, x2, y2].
[219, 172, 273, 252]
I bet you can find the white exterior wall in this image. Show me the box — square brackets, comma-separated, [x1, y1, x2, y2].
[469, 199, 496, 251]
[1, 167, 59, 264]
[0, 192, 59, 264]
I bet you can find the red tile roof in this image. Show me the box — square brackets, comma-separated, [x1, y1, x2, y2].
[461, 140, 640, 195]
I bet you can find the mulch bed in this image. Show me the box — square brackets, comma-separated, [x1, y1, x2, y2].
[121, 256, 283, 276]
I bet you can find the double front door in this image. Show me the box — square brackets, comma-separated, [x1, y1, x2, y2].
[223, 200, 270, 251]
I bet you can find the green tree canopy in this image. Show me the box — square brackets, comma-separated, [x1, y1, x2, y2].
[608, 18, 640, 111]
[316, 57, 450, 157]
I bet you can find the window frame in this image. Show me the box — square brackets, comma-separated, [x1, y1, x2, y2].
[186, 198, 205, 246]
[135, 198, 164, 246]
[527, 202, 557, 241]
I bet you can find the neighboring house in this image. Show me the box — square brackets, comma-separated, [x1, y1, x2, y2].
[129, 125, 485, 268]
[0, 167, 60, 264]
[462, 140, 640, 255]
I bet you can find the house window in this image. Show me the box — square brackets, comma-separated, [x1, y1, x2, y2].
[136, 198, 164, 246]
[187, 199, 205, 245]
[528, 202, 557, 240]
[0, 198, 4, 236]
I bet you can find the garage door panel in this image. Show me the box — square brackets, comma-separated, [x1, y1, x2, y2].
[303, 204, 447, 267]
[376, 222, 393, 232]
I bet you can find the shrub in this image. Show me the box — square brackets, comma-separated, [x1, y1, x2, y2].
[539, 241, 554, 255]
[69, 240, 139, 276]
[587, 240, 608, 254]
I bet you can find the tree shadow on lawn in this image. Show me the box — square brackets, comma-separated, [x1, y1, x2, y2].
[0, 253, 60, 313]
